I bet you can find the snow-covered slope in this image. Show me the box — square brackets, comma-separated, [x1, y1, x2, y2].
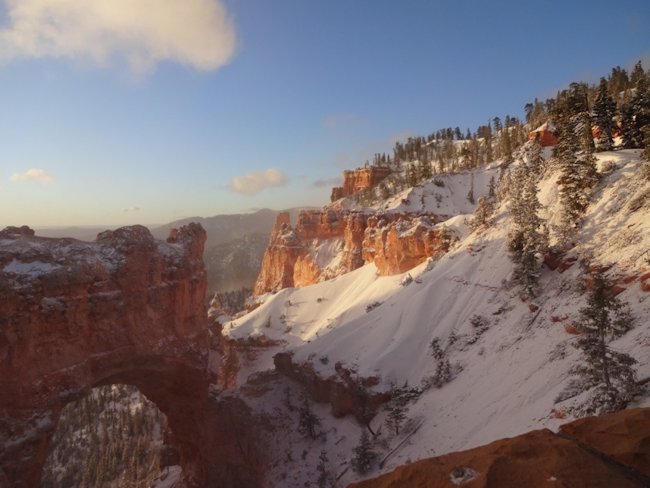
[223, 150, 650, 486]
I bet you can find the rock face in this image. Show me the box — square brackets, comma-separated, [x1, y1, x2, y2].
[254, 210, 450, 295]
[274, 352, 390, 424]
[331, 166, 392, 202]
[0, 225, 263, 487]
[349, 407, 650, 488]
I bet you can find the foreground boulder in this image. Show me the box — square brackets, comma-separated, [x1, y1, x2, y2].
[349, 407, 650, 488]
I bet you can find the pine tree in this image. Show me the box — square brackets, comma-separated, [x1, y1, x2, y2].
[469, 196, 495, 231]
[621, 74, 650, 148]
[553, 103, 598, 244]
[316, 450, 332, 488]
[507, 165, 548, 297]
[382, 383, 419, 436]
[466, 173, 475, 204]
[487, 175, 496, 199]
[592, 77, 617, 151]
[525, 134, 544, 175]
[572, 271, 637, 414]
[642, 127, 650, 179]
[298, 397, 321, 439]
[351, 430, 378, 475]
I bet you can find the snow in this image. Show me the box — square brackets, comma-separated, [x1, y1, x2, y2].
[225, 149, 650, 486]
[151, 466, 182, 488]
[2, 259, 59, 276]
[376, 167, 499, 216]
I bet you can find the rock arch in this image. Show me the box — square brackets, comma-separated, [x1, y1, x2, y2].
[0, 225, 262, 487]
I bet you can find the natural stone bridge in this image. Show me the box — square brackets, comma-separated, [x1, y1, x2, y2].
[0, 224, 262, 487]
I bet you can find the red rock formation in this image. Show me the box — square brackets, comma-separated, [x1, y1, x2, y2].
[254, 210, 450, 294]
[331, 166, 391, 202]
[560, 407, 650, 478]
[274, 352, 389, 424]
[0, 225, 263, 488]
[364, 215, 450, 276]
[253, 212, 306, 295]
[349, 407, 650, 488]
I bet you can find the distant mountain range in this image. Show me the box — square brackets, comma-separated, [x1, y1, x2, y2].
[35, 208, 308, 294]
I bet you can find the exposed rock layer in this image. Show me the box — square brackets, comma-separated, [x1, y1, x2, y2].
[330, 166, 392, 202]
[254, 210, 449, 295]
[0, 225, 263, 487]
[274, 352, 390, 424]
[349, 407, 650, 488]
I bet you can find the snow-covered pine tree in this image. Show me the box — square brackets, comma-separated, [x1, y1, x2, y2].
[383, 382, 420, 436]
[621, 73, 650, 148]
[572, 270, 637, 415]
[488, 175, 496, 199]
[553, 104, 598, 245]
[298, 397, 322, 439]
[316, 450, 332, 488]
[593, 77, 617, 151]
[469, 196, 495, 231]
[466, 173, 475, 204]
[642, 127, 650, 179]
[507, 165, 548, 297]
[525, 134, 544, 175]
[351, 430, 378, 475]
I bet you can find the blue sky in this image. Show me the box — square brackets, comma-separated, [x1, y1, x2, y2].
[1, 0, 649, 227]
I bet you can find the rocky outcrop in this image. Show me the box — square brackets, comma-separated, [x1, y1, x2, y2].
[363, 214, 450, 275]
[274, 352, 390, 424]
[349, 407, 650, 488]
[0, 225, 264, 487]
[331, 166, 391, 202]
[254, 211, 450, 295]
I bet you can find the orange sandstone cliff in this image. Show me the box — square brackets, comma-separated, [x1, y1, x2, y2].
[0, 225, 263, 488]
[254, 210, 452, 295]
[330, 166, 392, 202]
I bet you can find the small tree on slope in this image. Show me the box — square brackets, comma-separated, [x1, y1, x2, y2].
[507, 165, 548, 297]
[552, 93, 599, 245]
[298, 397, 322, 439]
[592, 77, 617, 152]
[351, 430, 378, 475]
[572, 271, 637, 415]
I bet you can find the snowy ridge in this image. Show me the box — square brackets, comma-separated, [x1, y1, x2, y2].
[224, 149, 650, 486]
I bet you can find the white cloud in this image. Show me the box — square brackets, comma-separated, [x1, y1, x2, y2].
[0, 0, 236, 76]
[312, 176, 341, 188]
[229, 169, 287, 196]
[10, 168, 54, 183]
[123, 206, 140, 213]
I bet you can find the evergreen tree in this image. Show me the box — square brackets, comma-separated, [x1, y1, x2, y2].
[573, 271, 637, 414]
[487, 175, 496, 199]
[507, 165, 548, 297]
[553, 103, 598, 244]
[383, 383, 419, 436]
[622, 74, 650, 148]
[525, 134, 544, 175]
[592, 77, 617, 151]
[298, 397, 322, 439]
[316, 450, 332, 488]
[630, 60, 646, 87]
[642, 127, 650, 179]
[466, 173, 475, 204]
[469, 196, 495, 231]
[351, 430, 378, 475]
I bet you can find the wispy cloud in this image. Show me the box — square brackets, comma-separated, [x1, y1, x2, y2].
[229, 169, 287, 196]
[123, 206, 140, 213]
[0, 0, 237, 77]
[10, 168, 54, 183]
[312, 176, 341, 188]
